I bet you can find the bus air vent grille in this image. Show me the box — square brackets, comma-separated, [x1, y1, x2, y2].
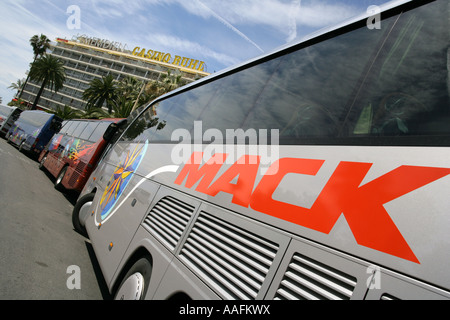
[179, 212, 279, 300]
[142, 196, 194, 251]
[274, 253, 357, 300]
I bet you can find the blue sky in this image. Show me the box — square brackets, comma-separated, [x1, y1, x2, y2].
[0, 0, 392, 104]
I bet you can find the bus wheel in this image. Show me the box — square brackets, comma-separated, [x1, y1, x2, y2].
[54, 166, 67, 191]
[114, 256, 152, 300]
[72, 192, 94, 238]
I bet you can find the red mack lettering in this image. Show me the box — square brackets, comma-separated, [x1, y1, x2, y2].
[175, 152, 450, 263]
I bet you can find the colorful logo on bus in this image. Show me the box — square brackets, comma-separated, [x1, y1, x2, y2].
[68, 138, 96, 161]
[98, 141, 148, 221]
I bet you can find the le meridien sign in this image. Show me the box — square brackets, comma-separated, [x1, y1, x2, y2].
[63, 35, 207, 73]
[132, 47, 206, 72]
[73, 35, 128, 52]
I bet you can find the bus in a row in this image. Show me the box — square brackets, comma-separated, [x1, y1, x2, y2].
[73, 0, 449, 300]
[38, 118, 126, 194]
[0, 105, 22, 138]
[6, 110, 62, 158]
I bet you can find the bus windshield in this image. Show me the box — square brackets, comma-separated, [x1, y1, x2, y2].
[0, 105, 14, 118]
[18, 111, 53, 129]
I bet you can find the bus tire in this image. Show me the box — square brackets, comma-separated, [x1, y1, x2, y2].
[72, 192, 94, 238]
[54, 166, 67, 191]
[114, 256, 152, 300]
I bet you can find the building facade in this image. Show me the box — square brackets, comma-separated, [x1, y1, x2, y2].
[20, 35, 210, 112]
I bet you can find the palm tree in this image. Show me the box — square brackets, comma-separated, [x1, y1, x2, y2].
[160, 70, 183, 91]
[30, 34, 51, 58]
[8, 79, 25, 97]
[82, 75, 118, 113]
[138, 71, 184, 109]
[18, 34, 51, 99]
[117, 76, 143, 101]
[113, 95, 135, 118]
[113, 76, 145, 118]
[53, 105, 84, 120]
[28, 54, 66, 110]
[81, 107, 110, 119]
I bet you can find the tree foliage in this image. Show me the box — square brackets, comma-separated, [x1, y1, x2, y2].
[81, 71, 186, 119]
[28, 54, 66, 110]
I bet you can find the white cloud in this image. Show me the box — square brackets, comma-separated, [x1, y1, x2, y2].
[195, 0, 360, 41]
[0, 0, 377, 103]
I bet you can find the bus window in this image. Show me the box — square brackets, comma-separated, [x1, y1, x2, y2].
[349, 2, 450, 140]
[89, 121, 112, 142]
[79, 121, 99, 141]
[59, 121, 73, 135]
[59, 121, 69, 134]
[0, 105, 22, 138]
[72, 121, 88, 138]
[65, 121, 80, 136]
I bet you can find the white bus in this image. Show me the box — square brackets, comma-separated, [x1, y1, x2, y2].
[73, 0, 450, 300]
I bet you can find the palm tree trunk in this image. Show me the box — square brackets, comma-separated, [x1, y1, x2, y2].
[31, 78, 47, 110]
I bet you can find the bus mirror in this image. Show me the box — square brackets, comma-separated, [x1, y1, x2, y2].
[50, 119, 62, 132]
[104, 119, 127, 141]
[103, 123, 117, 141]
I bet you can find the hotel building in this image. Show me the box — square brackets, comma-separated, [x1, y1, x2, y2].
[20, 35, 210, 112]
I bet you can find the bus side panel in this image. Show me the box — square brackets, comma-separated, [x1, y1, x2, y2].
[125, 143, 450, 292]
[84, 165, 160, 287]
[61, 140, 103, 191]
[152, 254, 221, 300]
[44, 134, 69, 178]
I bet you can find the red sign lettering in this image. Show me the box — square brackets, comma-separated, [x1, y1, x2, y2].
[175, 152, 450, 263]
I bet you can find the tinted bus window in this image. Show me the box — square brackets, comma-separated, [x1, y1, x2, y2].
[79, 121, 99, 141]
[88, 122, 111, 142]
[121, 0, 449, 147]
[65, 121, 80, 136]
[19, 111, 52, 128]
[350, 2, 449, 139]
[60, 121, 72, 134]
[59, 121, 69, 134]
[0, 105, 21, 137]
[72, 121, 88, 138]
[0, 105, 13, 118]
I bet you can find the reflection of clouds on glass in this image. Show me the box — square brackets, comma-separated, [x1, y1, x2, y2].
[447, 48, 450, 96]
[120, 0, 449, 147]
[369, 1, 449, 136]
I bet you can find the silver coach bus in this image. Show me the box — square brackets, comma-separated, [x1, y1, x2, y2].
[73, 0, 450, 300]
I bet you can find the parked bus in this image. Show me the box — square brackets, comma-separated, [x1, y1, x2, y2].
[38, 118, 126, 193]
[73, 0, 450, 300]
[0, 105, 22, 138]
[7, 110, 62, 158]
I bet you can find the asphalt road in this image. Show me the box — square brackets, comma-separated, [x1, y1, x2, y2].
[0, 137, 109, 300]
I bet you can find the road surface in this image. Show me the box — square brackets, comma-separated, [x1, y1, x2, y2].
[0, 137, 109, 299]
